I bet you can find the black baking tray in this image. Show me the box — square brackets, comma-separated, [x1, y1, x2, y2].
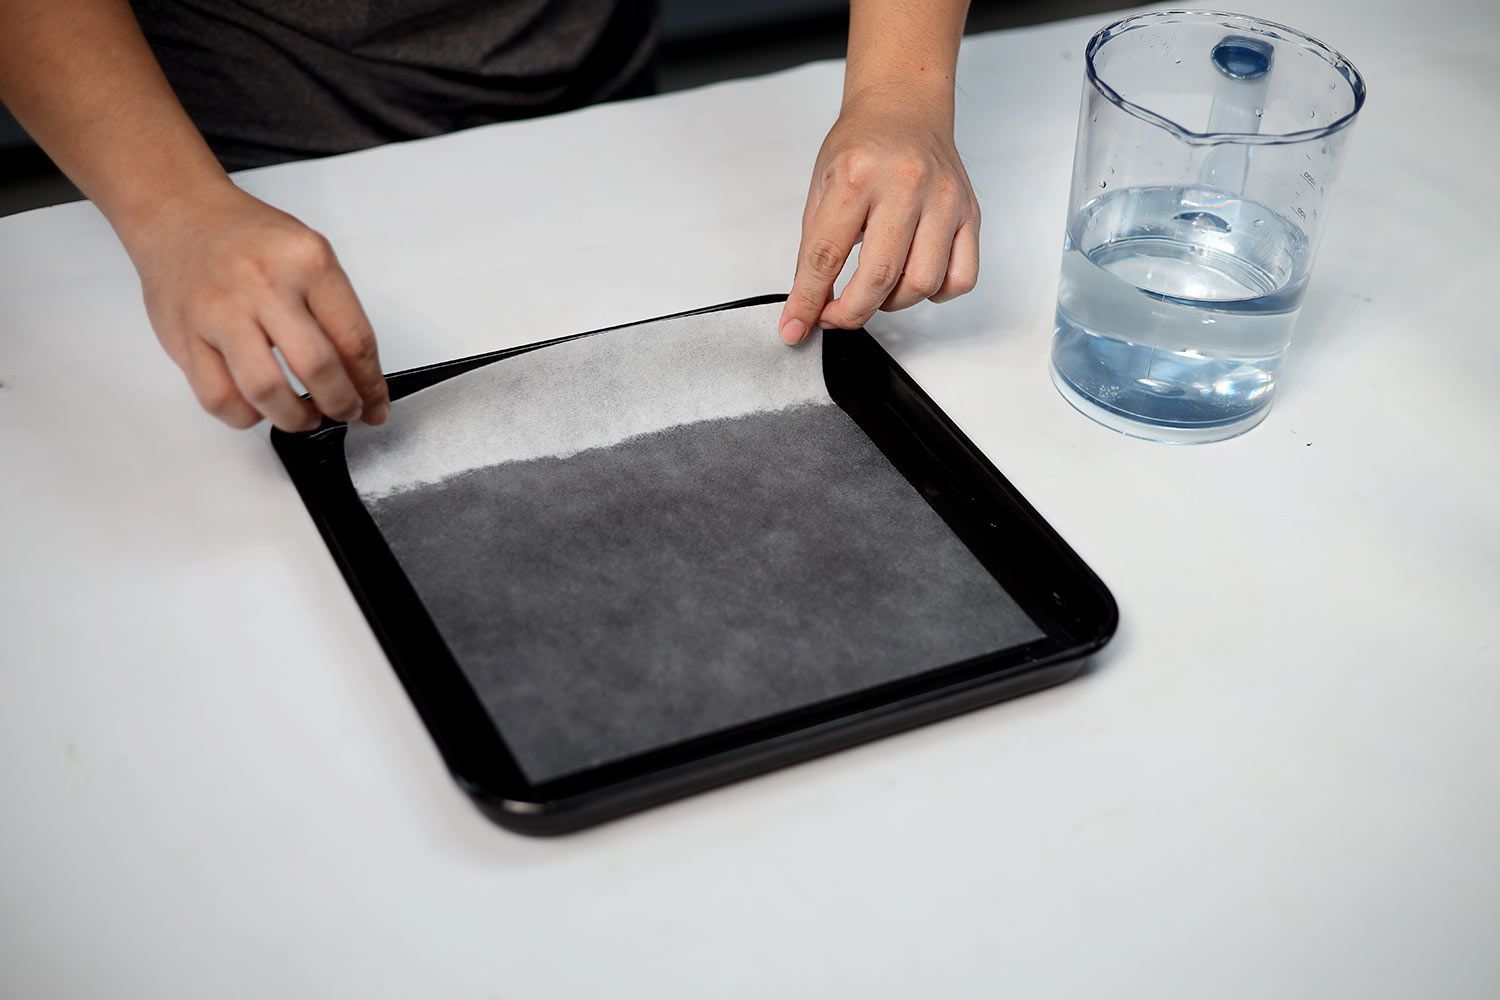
[272, 294, 1117, 834]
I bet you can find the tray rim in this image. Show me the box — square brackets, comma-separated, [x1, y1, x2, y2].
[271, 294, 1118, 834]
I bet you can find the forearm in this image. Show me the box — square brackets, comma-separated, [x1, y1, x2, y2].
[844, 0, 969, 120]
[0, 0, 232, 249]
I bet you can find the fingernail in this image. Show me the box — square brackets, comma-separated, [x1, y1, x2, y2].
[366, 401, 390, 425]
[779, 318, 807, 345]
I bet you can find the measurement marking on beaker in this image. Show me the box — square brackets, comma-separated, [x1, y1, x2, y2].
[1294, 206, 1307, 221]
[1301, 171, 1317, 188]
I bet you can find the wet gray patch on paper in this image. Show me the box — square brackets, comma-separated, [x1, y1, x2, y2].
[346, 303, 1042, 782]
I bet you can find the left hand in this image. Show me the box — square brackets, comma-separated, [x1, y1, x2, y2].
[779, 85, 981, 344]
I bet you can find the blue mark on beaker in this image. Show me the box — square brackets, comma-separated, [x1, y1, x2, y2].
[1211, 36, 1273, 80]
[1173, 211, 1232, 233]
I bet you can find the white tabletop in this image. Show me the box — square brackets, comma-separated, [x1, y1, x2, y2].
[3, 1, 1497, 996]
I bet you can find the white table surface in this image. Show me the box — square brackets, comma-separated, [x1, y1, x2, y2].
[3, 1, 1497, 996]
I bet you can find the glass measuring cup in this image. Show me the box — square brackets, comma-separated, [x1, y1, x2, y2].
[1050, 11, 1366, 443]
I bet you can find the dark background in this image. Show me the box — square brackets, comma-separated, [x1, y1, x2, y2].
[0, 0, 1115, 217]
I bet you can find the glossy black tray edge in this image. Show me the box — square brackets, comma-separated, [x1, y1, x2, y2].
[272, 294, 1118, 835]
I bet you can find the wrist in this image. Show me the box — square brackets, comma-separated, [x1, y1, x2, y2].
[110, 172, 241, 263]
[841, 77, 956, 129]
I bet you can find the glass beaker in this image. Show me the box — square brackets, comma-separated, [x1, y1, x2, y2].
[1050, 11, 1366, 443]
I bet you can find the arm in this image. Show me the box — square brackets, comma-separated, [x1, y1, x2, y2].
[779, 0, 979, 343]
[0, 0, 388, 430]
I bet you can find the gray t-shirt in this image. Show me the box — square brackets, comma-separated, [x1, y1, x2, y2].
[131, 0, 659, 168]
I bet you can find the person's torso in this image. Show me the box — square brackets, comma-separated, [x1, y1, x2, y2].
[132, 0, 660, 168]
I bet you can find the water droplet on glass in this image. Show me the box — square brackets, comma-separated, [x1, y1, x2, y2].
[1174, 57, 1182, 64]
[1309, 110, 1316, 118]
[1098, 180, 1107, 188]
[1254, 107, 1264, 117]
[1253, 218, 1265, 227]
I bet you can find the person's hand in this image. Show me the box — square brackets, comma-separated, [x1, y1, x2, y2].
[123, 183, 389, 431]
[779, 85, 981, 344]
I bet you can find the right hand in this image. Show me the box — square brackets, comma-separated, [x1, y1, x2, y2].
[124, 183, 390, 431]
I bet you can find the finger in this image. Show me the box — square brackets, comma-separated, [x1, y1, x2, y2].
[816, 204, 919, 329]
[214, 321, 321, 432]
[779, 181, 870, 345]
[184, 339, 259, 429]
[800, 170, 821, 234]
[260, 301, 364, 423]
[799, 179, 864, 242]
[880, 209, 960, 312]
[931, 215, 980, 303]
[305, 262, 389, 425]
